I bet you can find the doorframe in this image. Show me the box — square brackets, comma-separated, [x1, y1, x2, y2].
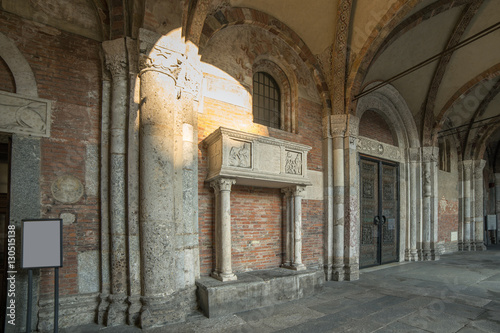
[359, 153, 400, 268]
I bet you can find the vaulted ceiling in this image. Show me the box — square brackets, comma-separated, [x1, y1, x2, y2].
[2, 0, 499, 168]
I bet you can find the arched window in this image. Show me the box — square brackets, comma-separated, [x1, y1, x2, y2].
[252, 72, 281, 129]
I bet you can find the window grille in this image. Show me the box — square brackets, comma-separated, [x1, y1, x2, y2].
[253, 72, 281, 129]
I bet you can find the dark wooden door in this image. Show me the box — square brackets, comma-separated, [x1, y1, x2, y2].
[360, 156, 399, 268]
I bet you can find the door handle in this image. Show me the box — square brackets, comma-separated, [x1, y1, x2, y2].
[382, 216, 387, 225]
[374, 216, 380, 225]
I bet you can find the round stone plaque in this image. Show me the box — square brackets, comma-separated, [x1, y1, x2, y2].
[51, 175, 84, 204]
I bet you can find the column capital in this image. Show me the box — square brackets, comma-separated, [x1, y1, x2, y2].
[281, 187, 294, 197]
[421, 146, 438, 163]
[210, 178, 236, 192]
[292, 185, 307, 197]
[408, 147, 421, 163]
[347, 115, 359, 137]
[330, 114, 348, 138]
[102, 38, 128, 78]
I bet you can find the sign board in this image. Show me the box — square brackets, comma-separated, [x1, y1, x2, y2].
[487, 215, 497, 231]
[22, 219, 63, 269]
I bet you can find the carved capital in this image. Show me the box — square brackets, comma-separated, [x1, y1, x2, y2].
[292, 185, 306, 197]
[421, 146, 438, 163]
[210, 178, 236, 192]
[408, 147, 421, 163]
[330, 114, 348, 138]
[281, 187, 294, 197]
[322, 116, 332, 139]
[102, 39, 128, 78]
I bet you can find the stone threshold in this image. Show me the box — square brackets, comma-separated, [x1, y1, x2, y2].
[195, 267, 324, 318]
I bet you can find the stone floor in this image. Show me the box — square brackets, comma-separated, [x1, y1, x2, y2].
[64, 244, 500, 333]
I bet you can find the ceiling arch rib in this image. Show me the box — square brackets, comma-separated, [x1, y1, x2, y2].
[421, 0, 484, 146]
[347, 0, 466, 108]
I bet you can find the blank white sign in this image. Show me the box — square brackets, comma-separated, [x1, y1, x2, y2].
[22, 219, 62, 268]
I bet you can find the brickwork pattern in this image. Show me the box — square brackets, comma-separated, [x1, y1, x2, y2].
[438, 197, 459, 244]
[359, 110, 395, 146]
[0, 11, 101, 297]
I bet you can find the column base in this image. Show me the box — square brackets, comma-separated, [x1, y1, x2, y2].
[139, 288, 195, 329]
[127, 295, 142, 326]
[474, 242, 486, 251]
[332, 266, 345, 281]
[323, 264, 333, 281]
[212, 271, 237, 282]
[344, 265, 359, 281]
[409, 250, 419, 261]
[282, 263, 306, 271]
[106, 293, 128, 326]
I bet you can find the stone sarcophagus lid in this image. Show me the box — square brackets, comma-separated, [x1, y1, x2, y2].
[203, 127, 312, 188]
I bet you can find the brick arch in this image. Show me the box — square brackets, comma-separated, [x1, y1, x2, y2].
[347, 0, 469, 113]
[199, 7, 331, 114]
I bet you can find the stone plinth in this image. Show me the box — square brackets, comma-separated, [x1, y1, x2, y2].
[196, 268, 324, 318]
[203, 127, 312, 188]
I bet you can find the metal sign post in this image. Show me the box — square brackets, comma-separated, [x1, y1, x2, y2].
[22, 219, 63, 333]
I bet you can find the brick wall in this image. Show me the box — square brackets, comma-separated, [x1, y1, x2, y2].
[198, 96, 324, 275]
[0, 10, 101, 296]
[359, 110, 395, 145]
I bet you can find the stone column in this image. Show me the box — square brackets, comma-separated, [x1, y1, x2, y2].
[211, 178, 237, 281]
[322, 116, 334, 280]
[408, 148, 420, 261]
[138, 29, 201, 328]
[463, 160, 473, 251]
[474, 160, 486, 250]
[331, 115, 347, 281]
[282, 187, 293, 267]
[344, 115, 360, 281]
[292, 186, 307, 270]
[496, 174, 500, 243]
[102, 38, 129, 325]
[422, 160, 432, 260]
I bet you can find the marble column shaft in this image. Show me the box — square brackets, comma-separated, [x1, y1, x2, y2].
[474, 160, 486, 250]
[322, 116, 334, 280]
[211, 178, 237, 281]
[422, 161, 431, 260]
[409, 149, 419, 261]
[463, 161, 473, 250]
[282, 188, 293, 267]
[293, 186, 306, 270]
[331, 114, 346, 281]
[495, 174, 500, 241]
[102, 38, 129, 325]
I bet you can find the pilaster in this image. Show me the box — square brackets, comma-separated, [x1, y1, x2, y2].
[473, 160, 486, 250]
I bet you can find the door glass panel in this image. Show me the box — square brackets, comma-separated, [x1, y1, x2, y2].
[381, 163, 398, 264]
[360, 160, 379, 268]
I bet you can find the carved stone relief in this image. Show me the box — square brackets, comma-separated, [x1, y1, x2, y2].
[0, 90, 52, 137]
[51, 174, 84, 204]
[228, 140, 251, 168]
[357, 137, 402, 162]
[285, 151, 302, 175]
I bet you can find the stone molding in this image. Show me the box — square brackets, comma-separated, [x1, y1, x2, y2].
[357, 136, 402, 162]
[203, 127, 312, 187]
[0, 90, 52, 137]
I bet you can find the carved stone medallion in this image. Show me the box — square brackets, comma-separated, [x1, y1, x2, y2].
[51, 175, 84, 204]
